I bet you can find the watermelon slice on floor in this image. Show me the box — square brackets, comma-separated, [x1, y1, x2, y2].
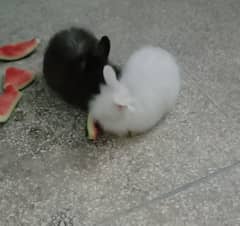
[0, 38, 40, 61]
[86, 114, 99, 140]
[4, 67, 35, 90]
[0, 85, 22, 123]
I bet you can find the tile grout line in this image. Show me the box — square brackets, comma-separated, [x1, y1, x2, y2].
[96, 160, 240, 225]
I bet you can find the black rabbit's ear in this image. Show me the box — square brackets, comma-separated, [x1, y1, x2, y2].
[96, 36, 111, 58]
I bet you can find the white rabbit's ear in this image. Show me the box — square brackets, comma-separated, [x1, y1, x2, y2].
[103, 65, 118, 87]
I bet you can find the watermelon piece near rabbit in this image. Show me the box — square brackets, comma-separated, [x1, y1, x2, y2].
[86, 113, 100, 140]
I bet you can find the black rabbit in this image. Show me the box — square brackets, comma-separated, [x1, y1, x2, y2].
[43, 27, 120, 110]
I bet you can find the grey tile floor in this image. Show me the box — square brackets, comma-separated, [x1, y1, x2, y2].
[0, 0, 240, 225]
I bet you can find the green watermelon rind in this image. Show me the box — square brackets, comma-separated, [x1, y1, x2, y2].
[86, 114, 98, 140]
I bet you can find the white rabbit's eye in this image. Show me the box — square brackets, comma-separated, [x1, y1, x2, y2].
[116, 104, 126, 111]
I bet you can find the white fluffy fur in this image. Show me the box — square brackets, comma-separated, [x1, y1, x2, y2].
[89, 46, 181, 135]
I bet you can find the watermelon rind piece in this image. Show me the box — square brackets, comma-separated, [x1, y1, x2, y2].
[0, 38, 40, 61]
[0, 85, 22, 123]
[4, 67, 35, 90]
[86, 114, 98, 140]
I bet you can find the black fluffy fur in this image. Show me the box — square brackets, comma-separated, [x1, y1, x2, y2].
[43, 27, 120, 110]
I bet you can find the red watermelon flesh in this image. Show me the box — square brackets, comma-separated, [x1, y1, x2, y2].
[0, 38, 40, 61]
[4, 67, 35, 90]
[0, 85, 22, 123]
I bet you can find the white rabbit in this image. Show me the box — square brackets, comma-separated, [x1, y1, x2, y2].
[89, 46, 181, 136]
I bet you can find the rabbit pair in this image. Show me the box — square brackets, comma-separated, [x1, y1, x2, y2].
[89, 46, 181, 136]
[43, 27, 180, 136]
[43, 27, 120, 110]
